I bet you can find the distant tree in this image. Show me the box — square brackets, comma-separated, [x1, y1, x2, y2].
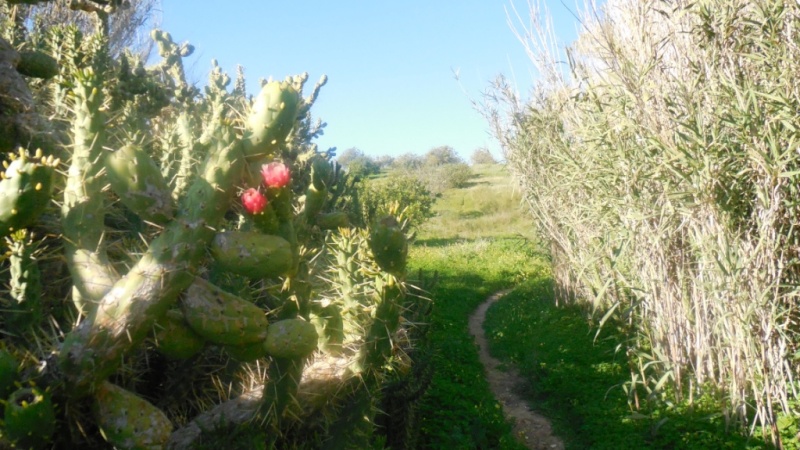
[336, 147, 365, 167]
[470, 147, 497, 165]
[346, 156, 380, 179]
[424, 145, 461, 166]
[392, 153, 423, 171]
[374, 154, 394, 169]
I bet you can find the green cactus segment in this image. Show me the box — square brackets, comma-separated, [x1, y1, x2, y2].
[105, 144, 175, 224]
[352, 282, 403, 376]
[243, 80, 301, 158]
[16, 50, 58, 79]
[0, 349, 19, 399]
[368, 217, 408, 276]
[3, 387, 56, 450]
[210, 231, 293, 279]
[264, 318, 318, 359]
[153, 309, 205, 359]
[310, 304, 344, 355]
[62, 68, 120, 311]
[181, 278, 268, 346]
[7, 231, 43, 331]
[316, 211, 349, 230]
[259, 357, 305, 430]
[310, 157, 333, 191]
[94, 381, 173, 450]
[0, 154, 54, 238]
[303, 185, 327, 222]
[59, 135, 247, 394]
[225, 341, 267, 362]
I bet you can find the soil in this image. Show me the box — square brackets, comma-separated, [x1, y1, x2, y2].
[468, 290, 565, 450]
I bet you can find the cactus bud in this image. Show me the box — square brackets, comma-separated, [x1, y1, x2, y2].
[261, 161, 291, 188]
[241, 188, 267, 214]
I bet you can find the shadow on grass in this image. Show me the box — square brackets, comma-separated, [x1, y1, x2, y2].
[413, 268, 527, 450]
[484, 278, 775, 450]
[414, 237, 470, 247]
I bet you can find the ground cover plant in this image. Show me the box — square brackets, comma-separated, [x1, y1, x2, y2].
[486, 0, 800, 446]
[409, 164, 540, 449]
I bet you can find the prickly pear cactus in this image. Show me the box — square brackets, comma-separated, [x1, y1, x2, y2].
[0, 3, 425, 449]
[4, 386, 56, 449]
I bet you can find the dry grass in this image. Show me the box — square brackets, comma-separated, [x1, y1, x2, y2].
[486, 0, 800, 445]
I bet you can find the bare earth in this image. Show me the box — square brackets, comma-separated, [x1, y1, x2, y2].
[468, 290, 565, 450]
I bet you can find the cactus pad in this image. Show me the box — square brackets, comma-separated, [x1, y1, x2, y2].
[181, 279, 269, 346]
[210, 231, 293, 279]
[264, 318, 319, 359]
[243, 81, 301, 157]
[153, 309, 206, 360]
[4, 387, 56, 449]
[0, 151, 55, 238]
[93, 381, 173, 450]
[105, 145, 175, 224]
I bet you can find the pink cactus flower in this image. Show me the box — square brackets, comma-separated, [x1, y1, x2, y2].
[261, 162, 291, 188]
[241, 188, 267, 214]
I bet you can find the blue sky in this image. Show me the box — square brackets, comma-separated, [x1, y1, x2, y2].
[158, 2, 584, 161]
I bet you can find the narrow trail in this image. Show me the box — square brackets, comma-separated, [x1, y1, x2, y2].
[469, 290, 565, 450]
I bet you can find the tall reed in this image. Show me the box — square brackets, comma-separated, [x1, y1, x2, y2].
[489, 0, 800, 444]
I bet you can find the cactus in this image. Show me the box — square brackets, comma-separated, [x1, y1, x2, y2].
[0, 349, 19, 399]
[93, 381, 173, 450]
[210, 231, 294, 279]
[0, 9, 423, 449]
[180, 278, 268, 346]
[5, 231, 43, 333]
[16, 50, 58, 79]
[3, 386, 56, 449]
[152, 309, 206, 360]
[105, 144, 175, 224]
[0, 150, 55, 238]
[263, 318, 318, 359]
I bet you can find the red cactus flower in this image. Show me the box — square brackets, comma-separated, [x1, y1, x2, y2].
[261, 162, 291, 188]
[241, 188, 267, 214]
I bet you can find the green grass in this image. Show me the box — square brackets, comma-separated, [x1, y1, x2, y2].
[484, 280, 771, 449]
[417, 164, 536, 242]
[411, 238, 544, 450]
[411, 163, 783, 450]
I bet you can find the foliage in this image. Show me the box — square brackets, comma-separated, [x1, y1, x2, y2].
[355, 173, 435, 229]
[487, 0, 800, 445]
[424, 145, 462, 166]
[471, 147, 497, 165]
[0, 2, 421, 449]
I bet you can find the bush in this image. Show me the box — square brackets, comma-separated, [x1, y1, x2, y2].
[441, 163, 472, 189]
[470, 147, 496, 165]
[356, 174, 435, 229]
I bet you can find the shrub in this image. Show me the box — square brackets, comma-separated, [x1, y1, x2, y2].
[470, 147, 497, 165]
[356, 174, 435, 229]
[487, 0, 800, 446]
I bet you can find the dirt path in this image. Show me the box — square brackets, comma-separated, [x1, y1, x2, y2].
[469, 290, 565, 450]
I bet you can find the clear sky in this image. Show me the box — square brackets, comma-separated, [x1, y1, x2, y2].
[157, 2, 584, 161]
